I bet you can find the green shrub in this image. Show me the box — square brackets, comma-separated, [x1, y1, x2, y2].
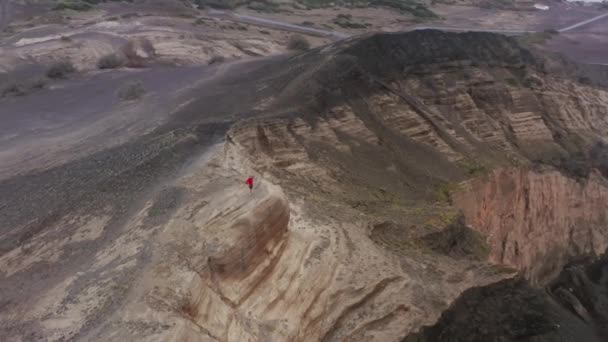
[46, 61, 76, 79]
[460, 159, 488, 176]
[435, 182, 462, 204]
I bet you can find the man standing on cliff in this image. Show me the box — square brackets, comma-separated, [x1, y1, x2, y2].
[245, 176, 254, 192]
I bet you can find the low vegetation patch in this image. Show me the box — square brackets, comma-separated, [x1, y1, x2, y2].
[2, 78, 48, 98]
[193, 0, 433, 16]
[194, 17, 209, 25]
[120, 12, 140, 19]
[52, 0, 93, 11]
[97, 53, 125, 69]
[194, 0, 280, 12]
[287, 34, 311, 51]
[177, 12, 198, 19]
[194, 0, 241, 9]
[117, 81, 146, 101]
[435, 181, 463, 204]
[459, 159, 488, 177]
[517, 29, 559, 46]
[419, 214, 490, 261]
[247, 1, 281, 12]
[298, 0, 436, 18]
[477, 0, 517, 10]
[208, 55, 226, 65]
[333, 14, 368, 29]
[2, 83, 27, 97]
[46, 61, 76, 79]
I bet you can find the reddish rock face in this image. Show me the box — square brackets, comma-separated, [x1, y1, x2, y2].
[455, 168, 608, 284]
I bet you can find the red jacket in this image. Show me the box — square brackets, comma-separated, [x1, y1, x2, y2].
[246, 177, 254, 186]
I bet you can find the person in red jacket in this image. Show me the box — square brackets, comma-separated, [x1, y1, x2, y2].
[245, 176, 254, 192]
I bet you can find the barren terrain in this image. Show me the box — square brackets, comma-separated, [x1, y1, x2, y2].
[2, 1, 608, 342]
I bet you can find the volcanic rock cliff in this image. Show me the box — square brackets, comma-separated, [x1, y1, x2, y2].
[2, 30, 608, 341]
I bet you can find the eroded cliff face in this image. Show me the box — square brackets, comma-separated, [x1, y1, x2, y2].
[455, 168, 608, 285]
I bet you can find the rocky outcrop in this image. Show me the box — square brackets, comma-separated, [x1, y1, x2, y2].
[215, 31, 608, 341]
